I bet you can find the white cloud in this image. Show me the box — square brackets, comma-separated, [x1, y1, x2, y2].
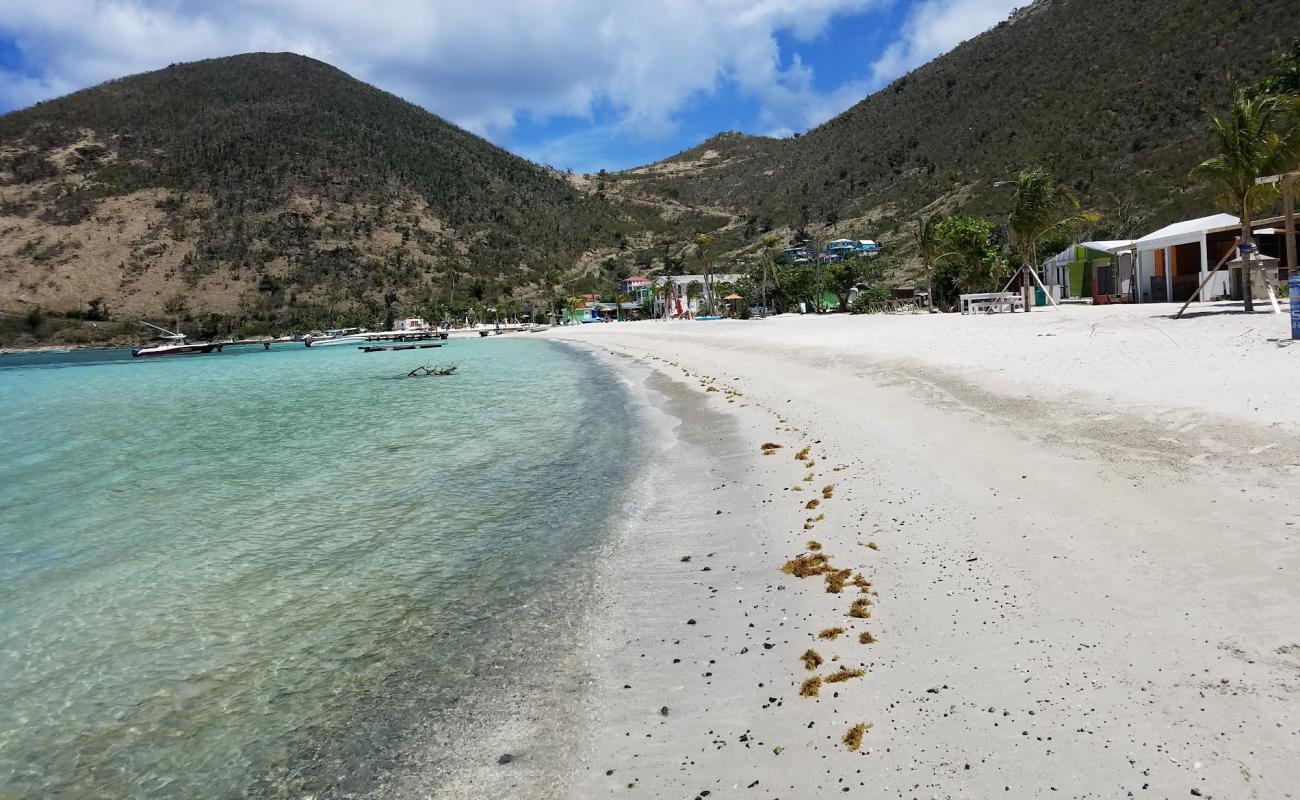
[0, 0, 1021, 170]
[0, 1, 885, 142]
[869, 0, 1021, 85]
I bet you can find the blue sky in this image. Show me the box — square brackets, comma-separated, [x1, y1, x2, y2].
[0, 0, 1021, 173]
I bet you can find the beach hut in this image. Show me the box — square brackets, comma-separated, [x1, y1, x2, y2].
[1132, 214, 1239, 303]
[1040, 241, 1135, 303]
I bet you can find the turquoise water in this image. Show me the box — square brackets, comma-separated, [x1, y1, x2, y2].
[0, 340, 632, 797]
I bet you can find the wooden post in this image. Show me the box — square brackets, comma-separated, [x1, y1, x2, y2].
[1284, 174, 1297, 277]
[1175, 236, 1240, 318]
[1025, 261, 1060, 308]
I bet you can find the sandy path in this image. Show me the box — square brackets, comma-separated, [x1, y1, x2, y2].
[549, 306, 1300, 799]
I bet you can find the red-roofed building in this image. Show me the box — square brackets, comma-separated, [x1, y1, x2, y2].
[618, 276, 653, 302]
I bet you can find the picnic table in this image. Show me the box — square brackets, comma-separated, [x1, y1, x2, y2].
[959, 291, 1026, 315]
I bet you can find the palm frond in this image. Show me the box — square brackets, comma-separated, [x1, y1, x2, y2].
[1190, 84, 1300, 216]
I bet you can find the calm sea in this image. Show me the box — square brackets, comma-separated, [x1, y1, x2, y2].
[0, 338, 633, 797]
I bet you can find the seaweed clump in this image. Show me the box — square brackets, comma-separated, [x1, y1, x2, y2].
[794, 446, 811, 461]
[782, 553, 831, 578]
[824, 666, 865, 684]
[805, 498, 820, 510]
[799, 676, 823, 697]
[761, 442, 783, 453]
[858, 631, 876, 645]
[818, 627, 846, 640]
[800, 649, 824, 670]
[824, 569, 853, 594]
[848, 598, 873, 619]
[806, 540, 822, 551]
[822, 485, 834, 499]
[843, 723, 872, 751]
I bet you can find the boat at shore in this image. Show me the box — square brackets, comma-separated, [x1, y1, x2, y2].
[131, 322, 220, 358]
[302, 328, 367, 347]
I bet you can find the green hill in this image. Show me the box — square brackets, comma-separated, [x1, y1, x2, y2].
[0, 53, 643, 341]
[608, 0, 1299, 260]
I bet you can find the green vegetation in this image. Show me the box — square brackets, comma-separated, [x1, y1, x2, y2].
[932, 216, 1006, 302]
[1254, 38, 1300, 97]
[1189, 86, 1300, 311]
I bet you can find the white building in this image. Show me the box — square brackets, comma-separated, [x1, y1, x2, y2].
[1132, 213, 1239, 303]
[654, 273, 745, 316]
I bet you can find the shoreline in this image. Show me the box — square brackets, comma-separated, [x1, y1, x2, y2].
[543, 309, 1300, 798]
[563, 340, 893, 796]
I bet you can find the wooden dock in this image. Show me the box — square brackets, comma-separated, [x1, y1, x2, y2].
[360, 343, 445, 352]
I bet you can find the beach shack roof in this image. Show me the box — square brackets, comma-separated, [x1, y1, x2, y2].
[1134, 214, 1239, 251]
[1079, 240, 1135, 254]
[1043, 240, 1137, 268]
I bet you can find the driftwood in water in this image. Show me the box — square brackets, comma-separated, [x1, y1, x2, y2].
[406, 363, 458, 377]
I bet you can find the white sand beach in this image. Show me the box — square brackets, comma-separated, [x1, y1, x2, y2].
[544, 303, 1300, 799]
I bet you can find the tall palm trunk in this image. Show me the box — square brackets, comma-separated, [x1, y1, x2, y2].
[694, 234, 715, 316]
[702, 260, 714, 315]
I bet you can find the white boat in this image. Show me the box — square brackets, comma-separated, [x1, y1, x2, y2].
[302, 328, 367, 347]
[131, 322, 220, 358]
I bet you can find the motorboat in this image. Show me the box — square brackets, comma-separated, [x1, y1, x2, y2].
[303, 328, 367, 347]
[131, 322, 220, 357]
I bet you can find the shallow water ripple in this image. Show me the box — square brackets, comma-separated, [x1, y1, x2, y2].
[0, 340, 630, 798]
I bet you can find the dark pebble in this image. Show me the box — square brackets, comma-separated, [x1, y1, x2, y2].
[497, 753, 513, 765]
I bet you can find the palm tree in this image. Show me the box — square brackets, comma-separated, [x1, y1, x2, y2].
[759, 234, 780, 314]
[694, 233, 715, 315]
[615, 292, 632, 321]
[1007, 169, 1099, 307]
[1190, 86, 1300, 312]
[915, 214, 939, 303]
[656, 276, 676, 319]
[685, 280, 703, 318]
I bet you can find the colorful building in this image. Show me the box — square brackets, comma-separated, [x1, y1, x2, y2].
[618, 276, 653, 303]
